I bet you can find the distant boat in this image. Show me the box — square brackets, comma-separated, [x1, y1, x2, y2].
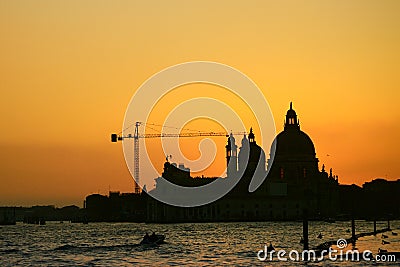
[300, 237, 304, 244]
[382, 240, 390, 245]
[392, 232, 398, 236]
[140, 233, 165, 245]
[317, 233, 323, 239]
[382, 234, 388, 239]
[267, 242, 274, 251]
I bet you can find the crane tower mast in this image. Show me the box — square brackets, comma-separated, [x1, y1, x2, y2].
[133, 122, 140, 194]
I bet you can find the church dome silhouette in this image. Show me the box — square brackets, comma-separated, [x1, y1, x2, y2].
[273, 102, 316, 157]
[275, 129, 316, 156]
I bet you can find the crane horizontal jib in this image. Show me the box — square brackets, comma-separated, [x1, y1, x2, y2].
[112, 132, 247, 141]
[140, 132, 229, 138]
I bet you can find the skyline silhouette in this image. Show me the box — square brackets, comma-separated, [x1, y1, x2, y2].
[83, 103, 400, 223]
[1, 2, 400, 207]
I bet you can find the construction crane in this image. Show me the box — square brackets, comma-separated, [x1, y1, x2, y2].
[111, 122, 246, 194]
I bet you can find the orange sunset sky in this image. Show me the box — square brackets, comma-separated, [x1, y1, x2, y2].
[0, 1, 399, 207]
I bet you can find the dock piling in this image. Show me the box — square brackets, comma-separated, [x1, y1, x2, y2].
[351, 218, 356, 243]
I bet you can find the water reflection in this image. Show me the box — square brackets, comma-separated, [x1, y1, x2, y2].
[0, 220, 399, 266]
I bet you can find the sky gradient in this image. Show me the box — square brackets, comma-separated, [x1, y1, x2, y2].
[1, 1, 399, 207]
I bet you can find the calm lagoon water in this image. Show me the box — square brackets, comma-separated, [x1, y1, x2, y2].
[1, 221, 399, 266]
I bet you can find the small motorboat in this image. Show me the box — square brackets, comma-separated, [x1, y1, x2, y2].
[382, 234, 388, 239]
[140, 233, 165, 245]
[382, 240, 390, 245]
[392, 232, 398, 236]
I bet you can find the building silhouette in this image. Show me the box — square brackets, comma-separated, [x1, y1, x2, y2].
[83, 103, 400, 222]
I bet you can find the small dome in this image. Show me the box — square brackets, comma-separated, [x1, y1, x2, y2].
[226, 133, 236, 149]
[286, 109, 296, 117]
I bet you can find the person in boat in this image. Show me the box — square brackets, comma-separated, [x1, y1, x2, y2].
[141, 231, 165, 245]
[143, 233, 150, 243]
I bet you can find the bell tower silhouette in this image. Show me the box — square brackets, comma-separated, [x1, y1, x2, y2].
[248, 127, 255, 143]
[225, 133, 237, 177]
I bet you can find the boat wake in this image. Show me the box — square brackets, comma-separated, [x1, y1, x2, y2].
[53, 243, 142, 252]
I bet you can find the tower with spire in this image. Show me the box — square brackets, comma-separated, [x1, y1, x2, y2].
[285, 102, 300, 130]
[235, 127, 266, 192]
[225, 133, 238, 177]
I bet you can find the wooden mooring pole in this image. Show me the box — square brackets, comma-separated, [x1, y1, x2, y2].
[351, 218, 356, 242]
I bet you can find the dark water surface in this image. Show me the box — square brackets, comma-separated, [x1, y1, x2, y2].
[1, 221, 399, 266]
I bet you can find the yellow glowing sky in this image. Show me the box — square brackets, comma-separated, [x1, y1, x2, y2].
[1, 1, 399, 207]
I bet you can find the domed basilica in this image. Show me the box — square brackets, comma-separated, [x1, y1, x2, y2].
[145, 103, 340, 222]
